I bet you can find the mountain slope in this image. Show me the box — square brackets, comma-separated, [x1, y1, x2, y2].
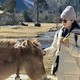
[0, 0, 34, 11]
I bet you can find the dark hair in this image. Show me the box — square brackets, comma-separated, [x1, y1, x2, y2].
[62, 21, 80, 37]
[70, 21, 80, 32]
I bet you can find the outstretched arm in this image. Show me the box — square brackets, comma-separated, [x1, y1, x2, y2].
[44, 31, 58, 55]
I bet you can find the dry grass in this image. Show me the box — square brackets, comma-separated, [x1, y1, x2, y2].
[44, 51, 54, 75]
[0, 23, 57, 38]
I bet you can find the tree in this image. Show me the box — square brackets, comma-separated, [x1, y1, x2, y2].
[23, 11, 32, 22]
[44, 15, 48, 22]
[1, 0, 16, 13]
[35, 0, 48, 23]
[0, 0, 19, 25]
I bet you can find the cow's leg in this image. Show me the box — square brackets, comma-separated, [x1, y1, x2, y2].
[15, 59, 21, 80]
[15, 75, 21, 80]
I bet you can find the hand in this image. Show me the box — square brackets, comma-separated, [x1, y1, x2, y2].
[59, 37, 64, 43]
[59, 37, 69, 46]
[62, 38, 69, 46]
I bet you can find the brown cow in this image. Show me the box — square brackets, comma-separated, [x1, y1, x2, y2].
[0, 39, 47, 80]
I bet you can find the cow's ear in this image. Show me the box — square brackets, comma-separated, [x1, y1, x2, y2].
[27, 40, 35, 51]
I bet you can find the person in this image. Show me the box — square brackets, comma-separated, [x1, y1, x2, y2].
[44, 6, 80, 80]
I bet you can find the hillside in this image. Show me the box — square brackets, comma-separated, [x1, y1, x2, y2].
[0, 0, 80, 12]
[0, 0, 80, 23]
[0, 0, 34, 11]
